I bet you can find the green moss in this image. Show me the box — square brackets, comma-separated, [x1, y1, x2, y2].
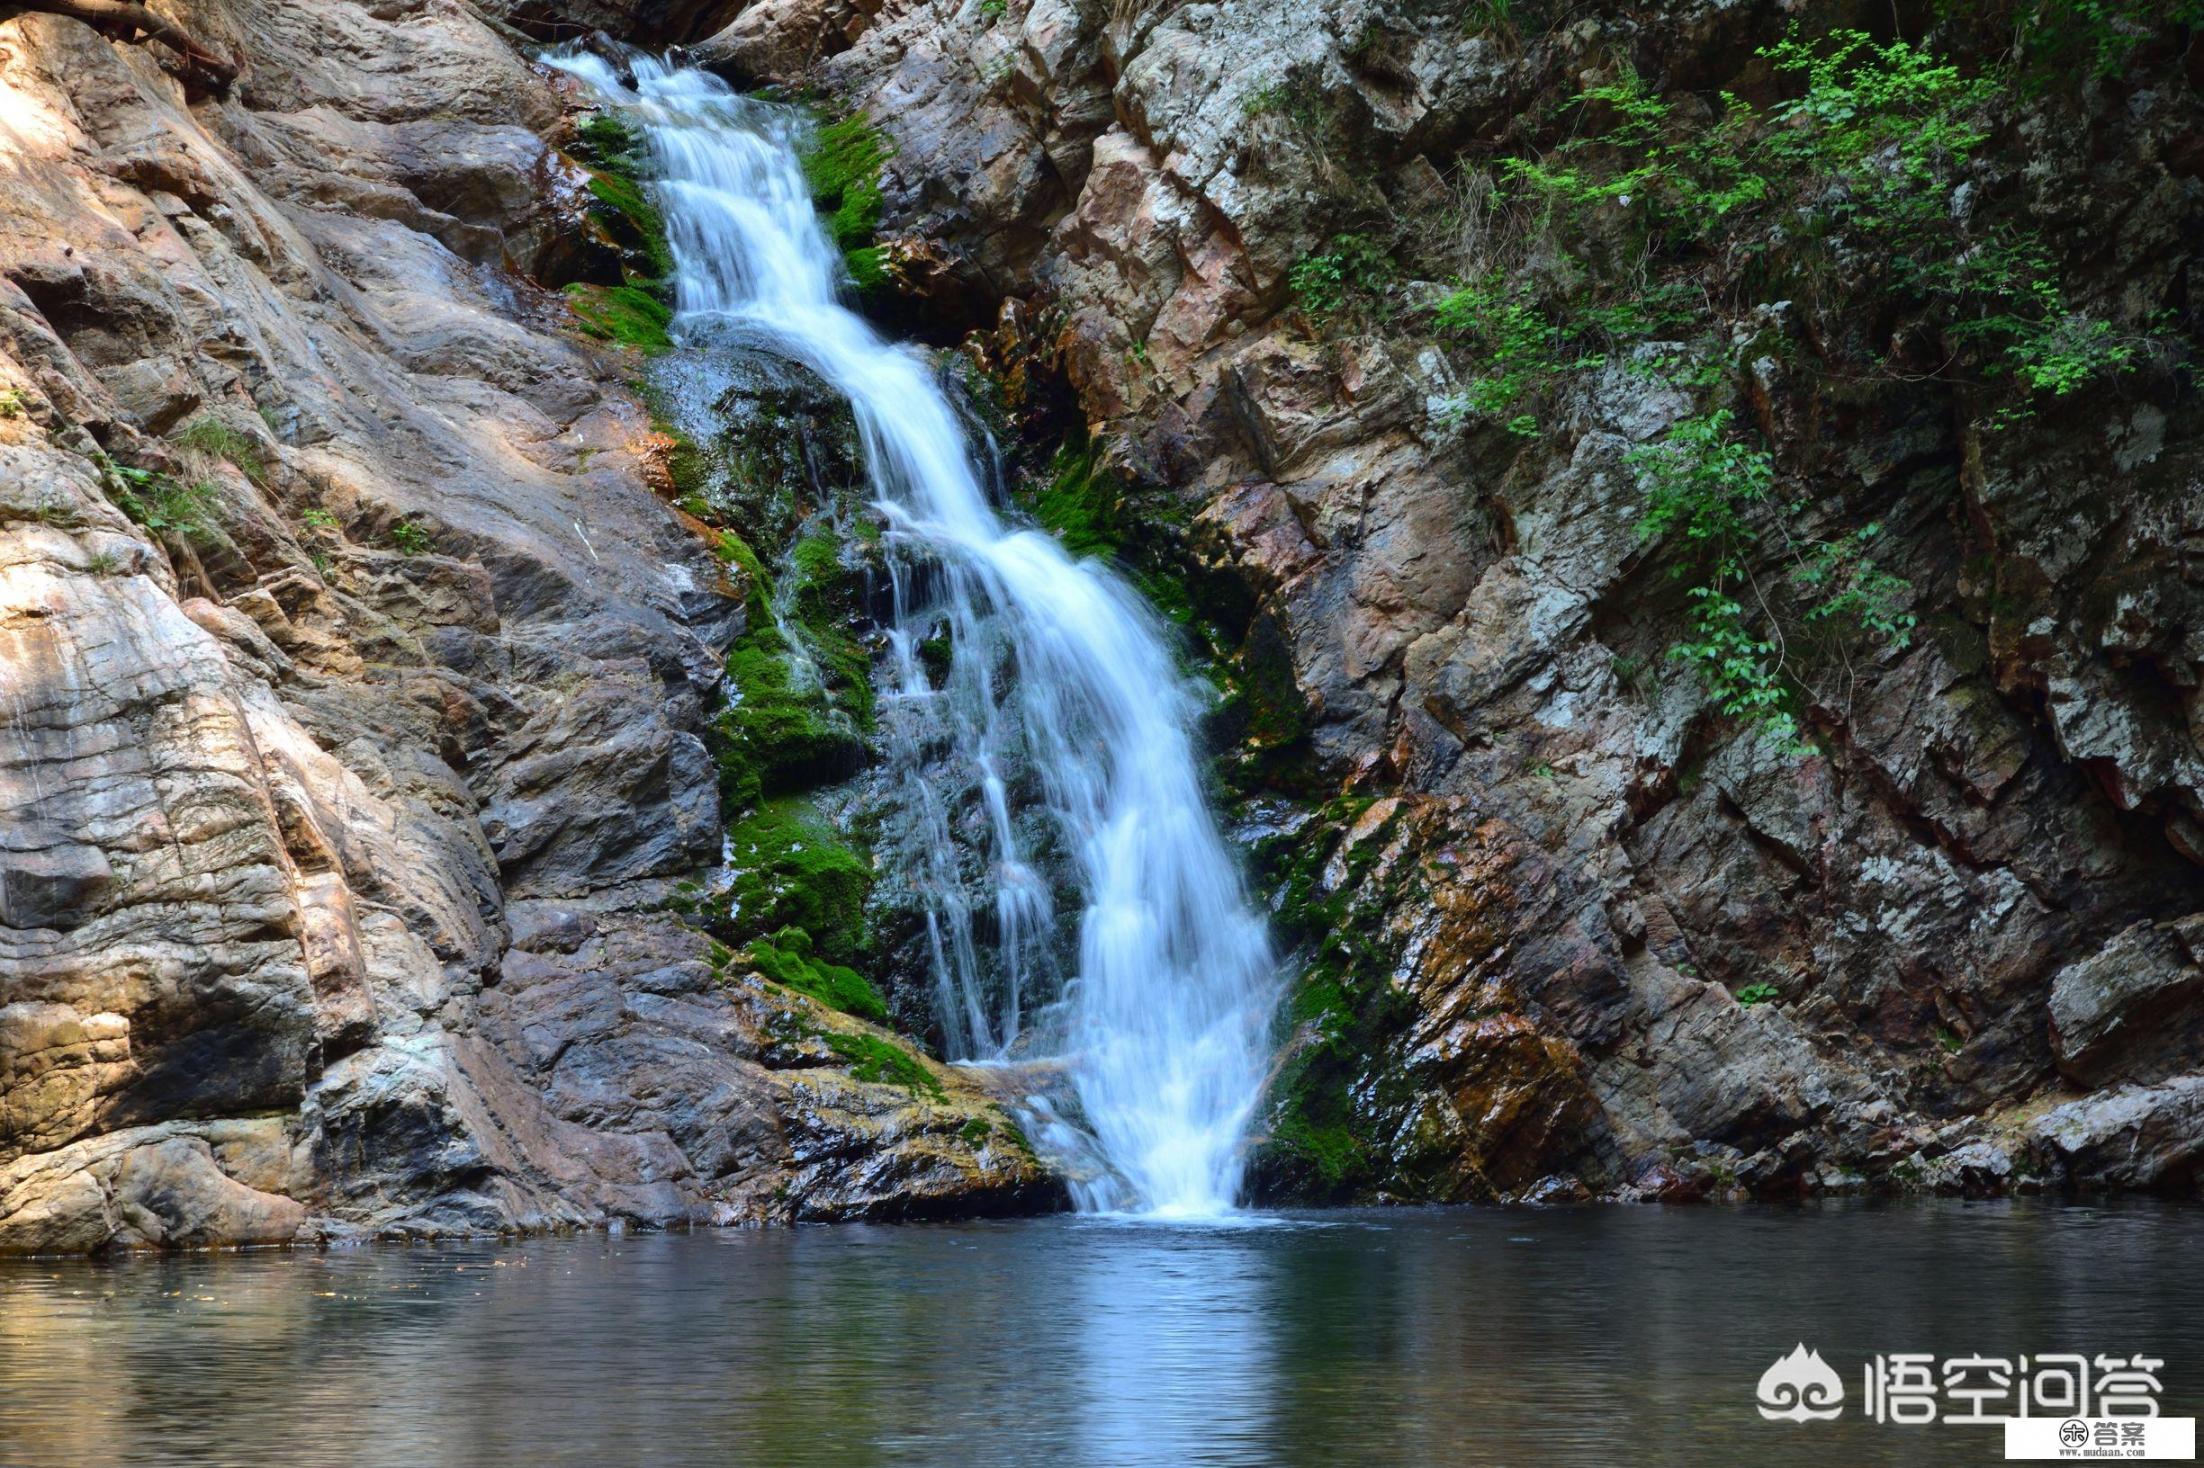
[717, 634, 867, 805]
[586, 173, 673, 279]
[563, 283, 673, 354]
[658, 420, 712, 501]
[801, 114, 894, 290]
[1211, 614, 1314, 794]
[786, 529, 876, 724]
[1268, 1110, 1369, 1190]
[575, 113, 646, 172]
[844, 244, 888, 290]
[721, 798, 872, 964]
[716, 528, 769, 587]
[751, 925, 888, 1021]
[1247, 799, 1421, 1201]
[564, 109, 676, 343]
[825, 1030, 946, 1100]
[1027, 436, 1126, 560]
[712, 527, 877, 809]
[957, 1116, 994, 1143]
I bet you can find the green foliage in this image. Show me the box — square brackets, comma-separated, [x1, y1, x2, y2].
[389, 519, 432, 555]
[174, 417, 267, 484]
[563, 283, 674, 354]
[1497, 29, 2143, 414]
[1737, 982, 1783, 1009]
[1430, 271, 1573, 433]
[979, 0, 1007, 15]
[106, 463, 219, 543]
[1627, 409, 1917, 740]
[1287, 233, 1391, 320]
[1798, 524, 1918, 648]
[801, 113, 893, 288]
[824, 1030, 946, 1100]
[722, 799, 873, 965]
[0, 386, 24, 418]
[749, 925, 888, 1022]
[299, 506, 340, 531]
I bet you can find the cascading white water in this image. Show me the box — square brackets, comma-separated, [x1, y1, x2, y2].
[550, 51, 1278, 1216]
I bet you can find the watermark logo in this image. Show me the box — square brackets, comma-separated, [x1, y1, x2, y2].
[2005, 1416, 2195, 1459]
[1758, 1344, 1846, 1422]
[1751, 1349, 2196, 1458]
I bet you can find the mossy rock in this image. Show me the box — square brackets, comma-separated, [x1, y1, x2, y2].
[749, 925, 888, 1022]
[800, 113, 893, 290]
[564, 283, 673, 354]
[721, 798, 872, 965]
[823, 1029, 946, 1100]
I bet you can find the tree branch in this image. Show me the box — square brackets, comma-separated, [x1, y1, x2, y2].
[3, 0, 238, 93]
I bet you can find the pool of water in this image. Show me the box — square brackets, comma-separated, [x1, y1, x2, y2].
[2, 1201, 2198, 1466]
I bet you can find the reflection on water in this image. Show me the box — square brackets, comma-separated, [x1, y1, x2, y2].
[2, 1202, 2200, 1466]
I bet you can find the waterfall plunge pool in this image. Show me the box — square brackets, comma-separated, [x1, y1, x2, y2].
[5, 1201, 2202, 1466]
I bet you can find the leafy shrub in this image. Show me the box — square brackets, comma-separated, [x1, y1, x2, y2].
[107, 463, 219, 543]
[1288, 233, 1391, 320]
[1497, 29, 2141, 415]
[389, 520, 432, 555]
[1942, 0, 2204, 79]
[1430, 272, 1575, 433]
[1627, 409, 1916, 741]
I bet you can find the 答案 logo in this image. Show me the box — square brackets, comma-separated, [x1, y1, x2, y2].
[1758, 1344, 1846, 1422]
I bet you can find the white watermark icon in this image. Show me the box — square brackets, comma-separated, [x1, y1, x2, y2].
[1753, 1348, 2195, 1459]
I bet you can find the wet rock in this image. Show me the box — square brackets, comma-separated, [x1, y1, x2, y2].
[2030, 1078, 2204, 1194]
[0, 0, 1054, 1249]
[2048, 919, 2204, 1087]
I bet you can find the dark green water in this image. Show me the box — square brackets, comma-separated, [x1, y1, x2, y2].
[1, 1202, 2198, 1466]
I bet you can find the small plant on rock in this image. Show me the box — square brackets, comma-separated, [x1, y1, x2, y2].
[174, 415, 267, 484]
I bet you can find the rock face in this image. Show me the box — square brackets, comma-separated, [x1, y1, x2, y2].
[6, 0, 2201, 1239]
[0, 0, 1049, 1251]
[735, 0, 2204, 1198]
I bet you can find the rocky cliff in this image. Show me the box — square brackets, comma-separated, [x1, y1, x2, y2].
[3, 0, 2201, 1251]
[0, 0, 1048, 1251]
[703, 0, 2204, 1202]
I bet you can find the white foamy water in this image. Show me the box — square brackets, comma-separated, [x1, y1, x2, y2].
[548, 50, 1279, 1215]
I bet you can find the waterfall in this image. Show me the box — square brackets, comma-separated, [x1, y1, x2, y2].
[548, 51, 1279, 1217]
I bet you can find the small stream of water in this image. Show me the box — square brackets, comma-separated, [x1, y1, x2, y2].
[545, 52, 1280, 1215]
